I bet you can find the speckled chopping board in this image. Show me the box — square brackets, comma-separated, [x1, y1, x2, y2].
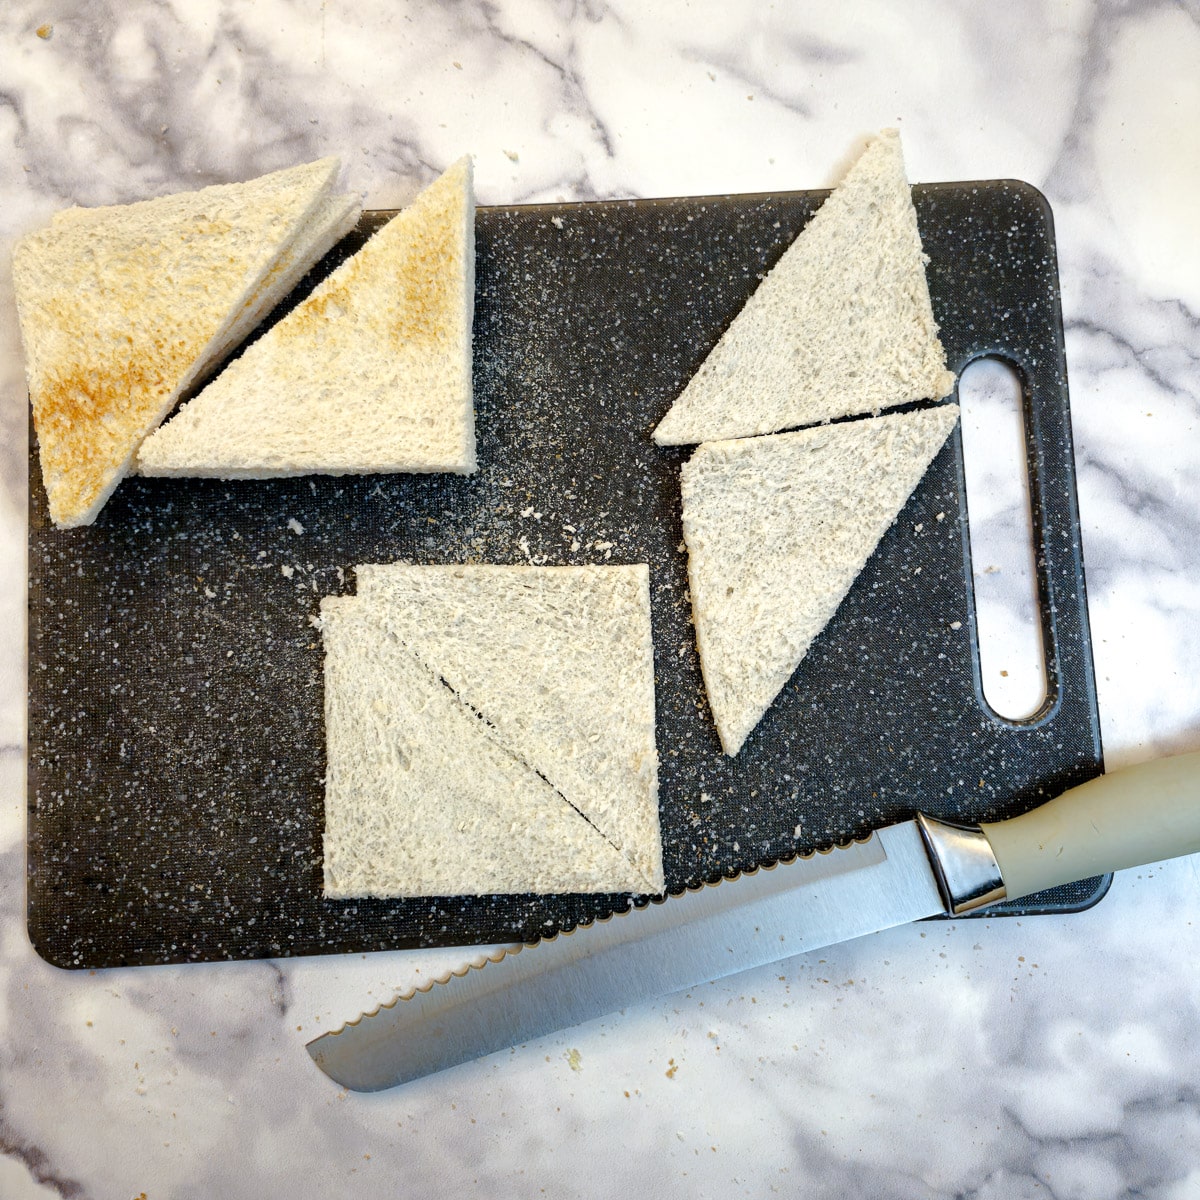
[26, 180, 1103, 968]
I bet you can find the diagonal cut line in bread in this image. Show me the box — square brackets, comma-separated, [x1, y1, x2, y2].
[320, 564, 664, 898]
[680, 404, 960, 756]
[136, 156, 477, 480]
[13, 157, 345, 527]
[202, 190, 363, 382]
[653, 130, 956, 446]
[321, 599, 640, 898]
[402, 636, 640, 871]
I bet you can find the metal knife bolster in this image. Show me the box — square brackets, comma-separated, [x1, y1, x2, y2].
[915, 813, 1007, 915]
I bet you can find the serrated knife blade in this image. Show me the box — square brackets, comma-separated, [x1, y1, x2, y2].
[306, 822, 945, 1092]
[308, 752, 1200, 1091]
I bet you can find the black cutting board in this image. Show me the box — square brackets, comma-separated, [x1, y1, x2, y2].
[27, 180, 1104, 968]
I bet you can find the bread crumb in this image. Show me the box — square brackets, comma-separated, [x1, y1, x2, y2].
[281, 565, 294, 578]
[288, 518, 305, 535]
[36, 23, 53, 38]
[551, 215, 564, 230]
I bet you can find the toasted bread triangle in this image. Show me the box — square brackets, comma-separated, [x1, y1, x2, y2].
[654, 131, 956, 446]
[680, 405, 960, 756]
[14, 158, 342, 526]
[137, 156, 476, 479]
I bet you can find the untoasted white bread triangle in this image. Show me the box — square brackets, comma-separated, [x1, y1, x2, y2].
[320, 596, 641, 897]
[352, 563, 664, 893]
[681, 405, 960, 756]
[137, 156, 476, 479]
[653, 130, 956, 446]
[13, 158, 341, 526]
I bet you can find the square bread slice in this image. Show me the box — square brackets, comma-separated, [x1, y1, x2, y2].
[13, 158, 343, 527]
[680, 405, 960, 756]
[137, 156, 477, 479]
[653, 130, 956, 446]
[320, 563, 663, 898]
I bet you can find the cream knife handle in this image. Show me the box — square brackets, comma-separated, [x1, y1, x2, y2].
[981, 751, 1200, 902]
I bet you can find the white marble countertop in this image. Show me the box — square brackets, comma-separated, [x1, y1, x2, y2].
[4, 2, 1200, 1196]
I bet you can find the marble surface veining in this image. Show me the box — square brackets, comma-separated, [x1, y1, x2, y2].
[3, 2, 1200, 1197]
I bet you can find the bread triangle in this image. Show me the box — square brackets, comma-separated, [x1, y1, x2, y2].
[137, 156, 477, 479]
[680, 405, 960, 755]
[13, 158, 342, 526]
[351, 563, 664, 892]
[653, 130, 956, 446]
[320, 597, 642, 897]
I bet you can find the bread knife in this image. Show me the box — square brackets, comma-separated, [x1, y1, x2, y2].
[307, 751, 1200, 1091]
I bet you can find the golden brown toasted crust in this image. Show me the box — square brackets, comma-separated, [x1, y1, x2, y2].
[13, 158, 340, 526]
[275, 168, 460, 354]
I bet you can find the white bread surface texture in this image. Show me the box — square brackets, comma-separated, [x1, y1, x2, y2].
[13, 158, 341, 527]
[681, 404, 960, 756]
[206, 190, 363, 375]
[320, 563, 663, 898]
[50, 187, 362, 377]
[653, 130, 956, 446]
[138, 156, 477, 479]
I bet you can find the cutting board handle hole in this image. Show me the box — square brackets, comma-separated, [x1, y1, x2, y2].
[957, 355, 1050, 722]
